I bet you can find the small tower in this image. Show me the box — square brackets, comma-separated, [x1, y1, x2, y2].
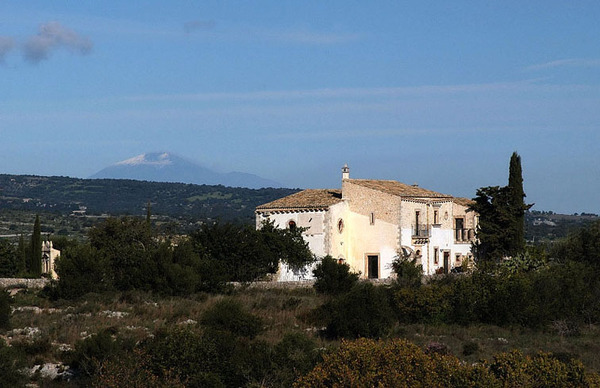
[342, 163, 350, 180]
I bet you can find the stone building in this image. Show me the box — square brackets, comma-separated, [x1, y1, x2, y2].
[256, 165, 477, 281]
[41, 241, 60, 279]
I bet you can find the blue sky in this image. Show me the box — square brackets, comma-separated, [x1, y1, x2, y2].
[0, 1, 599, 214]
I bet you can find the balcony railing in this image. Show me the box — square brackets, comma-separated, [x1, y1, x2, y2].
[412, 225, 430, 238]
[455, 228, 475, 242]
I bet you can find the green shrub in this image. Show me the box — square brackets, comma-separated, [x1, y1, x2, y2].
[314, 283, 395, 339]
[201, 299, 263, 339]
[0, 339, 25, 387]
[394, 283, 449, 323]
[70, 328, 133, 378]
[143, 326, 263, 387]
[391, 256, 423, 288]
[272, 332, 322, 386]
[0, 289, 10, 331]
[462, 341, 479, 356]
[312, 255, 359, 295]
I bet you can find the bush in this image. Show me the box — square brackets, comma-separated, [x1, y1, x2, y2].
[313, 283, 395, 339]
[143, 326, 269, 387]
[489, 350, 588, 387]
[391, 256, 422, 288]
[201, 299, 263, 339]
[271, 332, 322, 386]
[70, 328, 133, 378]
[0, 339, 25, 387]
[312, 256, 359, 295]
[297, 338, 597, 388]
[0, 289, 10, 331]
[462, 341, 479, 356]
[394, 283, 449, 323]
[295, 338, 498, 387]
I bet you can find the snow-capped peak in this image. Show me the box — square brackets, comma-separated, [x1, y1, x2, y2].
[116, 152, 173, 166]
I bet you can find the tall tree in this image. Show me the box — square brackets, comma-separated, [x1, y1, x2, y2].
[146, 200, 152, 226]
[471, 152, 531, 263]
[17, 234, 27, 275]
[0, 239, 17, 277]
[471, 186, 513, 263]
[29, 215, 42, 277]
[507, 152, 530, 256]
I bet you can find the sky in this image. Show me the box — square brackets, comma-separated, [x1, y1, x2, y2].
[0, 1, 599, 214]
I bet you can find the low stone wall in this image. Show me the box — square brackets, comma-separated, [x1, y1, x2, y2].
[0, 278, 50, 289]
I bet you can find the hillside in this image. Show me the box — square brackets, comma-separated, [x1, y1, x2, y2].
[0, 174, 299, 224]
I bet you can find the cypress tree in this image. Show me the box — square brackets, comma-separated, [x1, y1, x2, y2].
[146, 200, 152, 226]
[17, 234, 27, 275]
[30, 215, 42, 277]
[471, 152, 531, 263]
[507, 152, 531, 256]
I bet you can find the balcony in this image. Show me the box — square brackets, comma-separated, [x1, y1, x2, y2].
[455, 228, 475, 243]
[412, 224, 430, 238]
[412, 224, 430, 245]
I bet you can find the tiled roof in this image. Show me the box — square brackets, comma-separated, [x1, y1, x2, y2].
[453, 197, 475, 207]
[256, 189, 343, 211]
[347, 179, 451, 199]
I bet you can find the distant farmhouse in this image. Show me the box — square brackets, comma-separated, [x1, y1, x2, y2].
[256, 165, 477, 281]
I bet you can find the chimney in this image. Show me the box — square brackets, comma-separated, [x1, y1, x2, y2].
[342, 164, 350, 180]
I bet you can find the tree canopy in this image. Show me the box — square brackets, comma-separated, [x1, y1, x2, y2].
[471, 152, 531, 263]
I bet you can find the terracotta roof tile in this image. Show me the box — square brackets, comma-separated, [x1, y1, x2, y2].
[453, 197, 475, 207]
[256, 189, 342, 211]
[347, 179, 451, 199]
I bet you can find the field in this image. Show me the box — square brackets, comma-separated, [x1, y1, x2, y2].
[4, 283, 600, 386]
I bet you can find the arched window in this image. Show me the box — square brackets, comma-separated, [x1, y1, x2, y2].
[288, 220, 297, 231]
[337, 219, 344, 233]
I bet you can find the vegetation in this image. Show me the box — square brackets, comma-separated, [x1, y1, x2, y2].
[471, 152, 532, 262]
[29, 215, 42, 277]
[312, 255, 359, 295]
[296, 338, 595, 387]
[0, 173, 298, 225]
[2, 156, 600, 386]
[47, 216, 313, 298]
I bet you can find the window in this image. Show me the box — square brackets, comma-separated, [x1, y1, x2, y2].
[338, 257, 345, 265]
[370, 212, 375, 225]
[434, 247, 439, 264]
[288, 220, 296, 231]
[337, 219, 344, 233]
[433, 210, 439, 224]
[455, 218, 464, 241]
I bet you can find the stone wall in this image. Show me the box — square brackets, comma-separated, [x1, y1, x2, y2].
[0, 278, 50, 289]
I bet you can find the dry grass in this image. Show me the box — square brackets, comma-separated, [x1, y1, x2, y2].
[5, 286, 600, 376]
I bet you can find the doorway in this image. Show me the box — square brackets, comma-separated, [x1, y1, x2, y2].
[443, 251, 450, 274]
[367, 254, 379, 279]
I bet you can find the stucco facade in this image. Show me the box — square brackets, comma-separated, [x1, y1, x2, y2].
[41, 241, 60, 280]
[256, 166, 477, 280]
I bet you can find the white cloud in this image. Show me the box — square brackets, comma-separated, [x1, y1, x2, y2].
[527, 58, 600, 71]
[23, 21, 93, 64]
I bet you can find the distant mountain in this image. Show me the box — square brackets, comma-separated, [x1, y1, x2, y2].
[89, 152, 281, 189]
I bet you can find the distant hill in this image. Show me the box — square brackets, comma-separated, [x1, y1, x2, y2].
[0, 174, 299, 224]
[90, 152, 282, 189]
